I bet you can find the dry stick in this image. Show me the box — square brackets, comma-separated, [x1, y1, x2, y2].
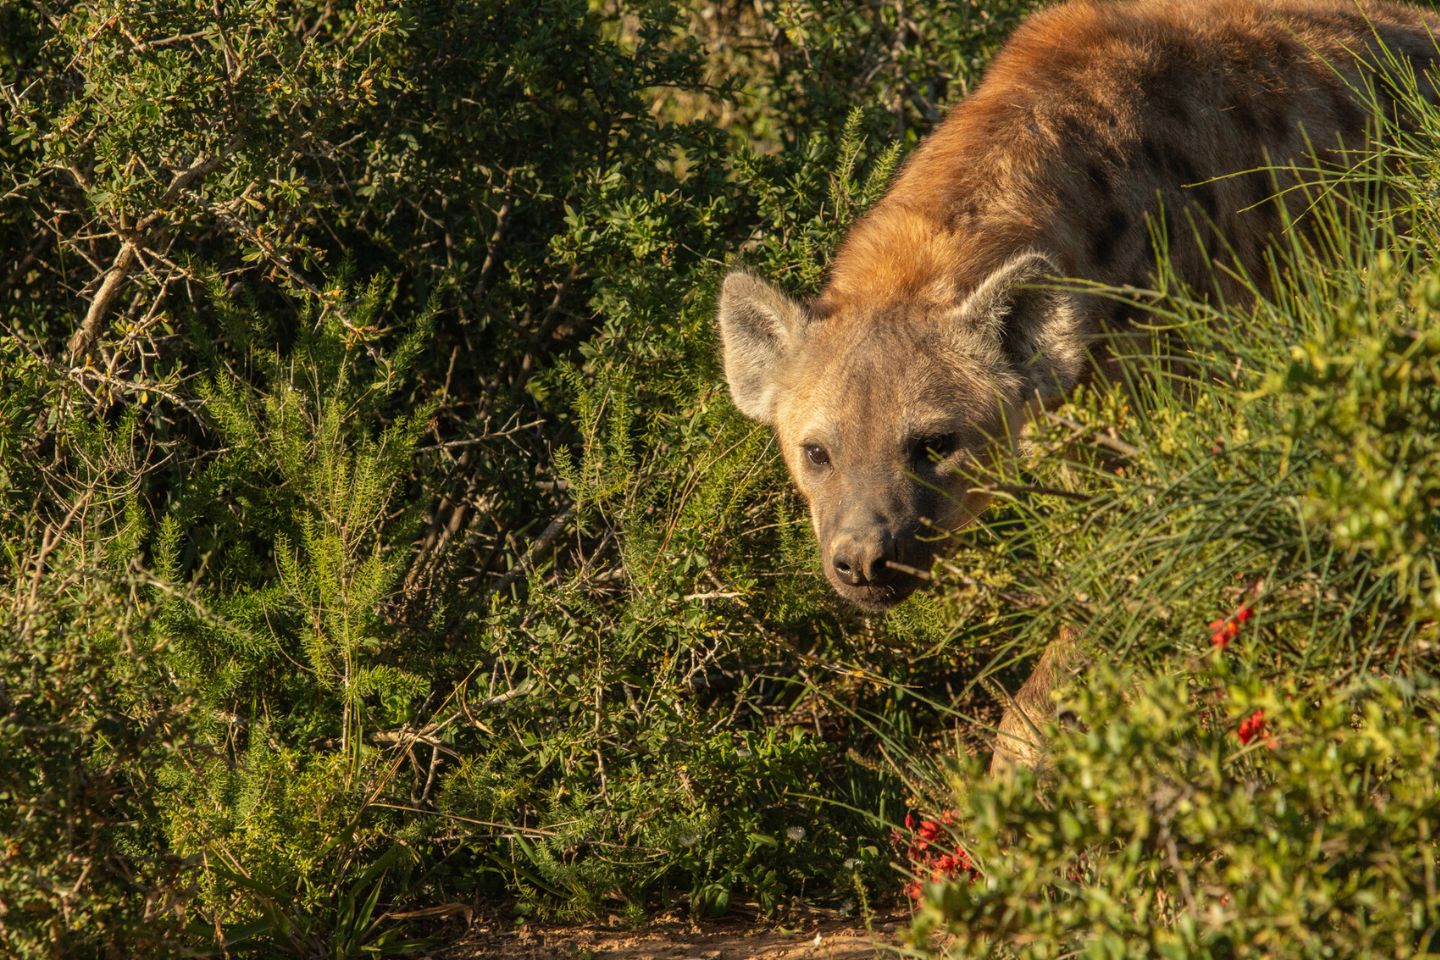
[68, 242, 139, 361]
[884, 560, 932, 581]
[413, 417, 544, 452]
[66, 150, 228, 363]
[471, 170, 516, 300]
[977, 481, 1093, 503]
[402, 446, 476, 599]
[702, 569, 887, 685]
[493, 506, 574, 589]
[1043, 411, 1141, 459]
[17, 490, 91, 635]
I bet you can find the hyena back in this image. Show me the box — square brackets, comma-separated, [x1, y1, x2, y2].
[717, 0, 1440, 772]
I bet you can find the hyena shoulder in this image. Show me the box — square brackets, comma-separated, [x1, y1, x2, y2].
[822, 0, 1440, 313]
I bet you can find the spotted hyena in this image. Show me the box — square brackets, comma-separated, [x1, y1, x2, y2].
[717, 0, 1440, 771]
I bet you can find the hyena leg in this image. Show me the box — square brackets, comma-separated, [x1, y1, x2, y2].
[988, 626, 1081, 777]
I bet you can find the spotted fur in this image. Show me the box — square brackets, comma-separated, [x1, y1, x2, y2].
[717, 0, 1440, 772]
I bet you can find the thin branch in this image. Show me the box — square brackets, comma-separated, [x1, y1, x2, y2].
[493, 506, 574, 589]
[67, 150, 229, 362]
[1044, 411, 1141, 458]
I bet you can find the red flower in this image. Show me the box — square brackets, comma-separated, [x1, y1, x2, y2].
[1237, 709, 1267, 745]
[1209, 618, 1239, 648]
[896, 809, 980, 904]
[1210, 602, 1257, 649]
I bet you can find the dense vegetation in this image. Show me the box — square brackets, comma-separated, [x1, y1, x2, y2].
[1, 1, 1435, 957]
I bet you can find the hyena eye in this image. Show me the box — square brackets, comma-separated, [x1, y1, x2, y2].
[912, 433, 959, 462]
[804, 443, 831, 467]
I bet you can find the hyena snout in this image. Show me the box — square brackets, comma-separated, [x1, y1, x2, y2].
[824, 520, 925, 609]
[829, 528, 895, 586]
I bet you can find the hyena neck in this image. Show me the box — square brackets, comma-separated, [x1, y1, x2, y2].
[821, 0, 1440, 327]
[821, 93, 1057, 319]
[821, 202, 1043, 321]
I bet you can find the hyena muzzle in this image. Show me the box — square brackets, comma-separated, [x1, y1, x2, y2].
[717, 0, 1440, 771]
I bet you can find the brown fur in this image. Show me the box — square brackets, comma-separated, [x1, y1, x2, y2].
[717, 0, 1440, 773]
[825, 0, 1439, 310]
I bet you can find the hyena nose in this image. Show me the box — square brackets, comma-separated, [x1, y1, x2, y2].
[831, 532, 892, 586]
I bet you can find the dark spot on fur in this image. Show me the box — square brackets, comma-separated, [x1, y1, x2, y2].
[1090, 207, 1130, 268]
[1155, 90, 1192, 129]
[1262, 103, 1293, 142]
[1320, 11, 1373, 37]
[1140, 136, 1165, 173]
[1056, 114, 1092, 150]
[1324, 81, 1367, 136]
[1085, 160, 1110, 190]
[949, 197, 982, 225]
[1137, 138, 1217, 219]
[1170, 152, 1200, 186]
[1246, 172, 1282, 233]
[1060, 110, 1127, 170]
[1226, 97, 1263, 138]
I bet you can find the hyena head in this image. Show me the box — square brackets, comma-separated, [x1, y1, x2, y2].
[717, 252, 1086, 610]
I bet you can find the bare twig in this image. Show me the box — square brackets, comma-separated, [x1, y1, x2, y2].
[471, 169, 516, 300]
[67, 150, 230, 362]
[1044, 411, 1141, 458]
[884, 560, 932, 581]
[493, 506, 574, 589]
[975, 482, 1093, 502]
[413, 418, 543, 452]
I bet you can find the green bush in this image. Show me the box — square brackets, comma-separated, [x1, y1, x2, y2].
[4, 1, 1437, 957]
[910, 665, 1440, 958]
[0, 572, 195, 957]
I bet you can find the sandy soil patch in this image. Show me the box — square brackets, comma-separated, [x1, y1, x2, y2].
[434, 915, 907, 960]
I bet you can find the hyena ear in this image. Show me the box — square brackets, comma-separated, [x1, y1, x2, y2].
[959, 251, 1087, 404]
[717, 271, 810, 423]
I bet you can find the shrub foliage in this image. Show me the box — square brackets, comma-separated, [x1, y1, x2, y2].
[1, 1, 1436, 958]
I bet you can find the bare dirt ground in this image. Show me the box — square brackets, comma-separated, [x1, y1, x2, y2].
[435, 915, 907, 960]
